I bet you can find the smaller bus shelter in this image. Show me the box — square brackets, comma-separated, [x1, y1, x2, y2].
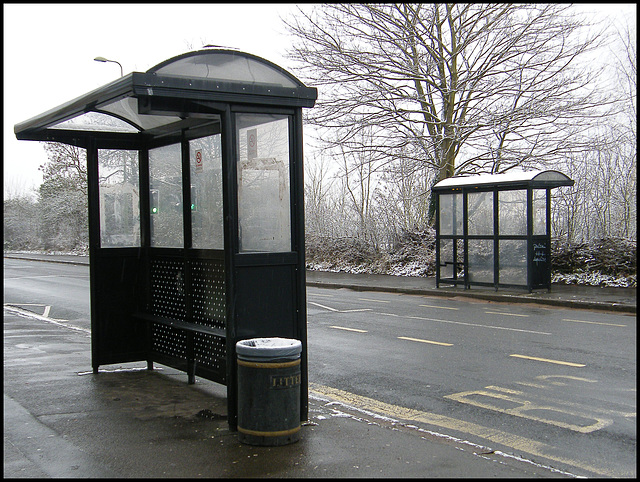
[432, 170, 573, 292]
[14, 49, 317, 430]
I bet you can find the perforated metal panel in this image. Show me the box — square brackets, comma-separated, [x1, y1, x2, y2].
[152, 323, 188, 359]
[149, 255, 227, 382]
[150, 257, 187, 320]
[194, 332, 226, 373]
[191, 258, 225, 329]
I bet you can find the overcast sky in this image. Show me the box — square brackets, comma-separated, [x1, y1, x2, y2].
[3, 3, 635, 197]
[3, 3, 308, 195]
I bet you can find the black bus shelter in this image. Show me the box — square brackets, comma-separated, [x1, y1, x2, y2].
[432, 170, 573, 292]
[14, 49, 317, 429]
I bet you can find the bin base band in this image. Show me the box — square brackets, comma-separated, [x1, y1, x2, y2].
[238, 425, 301, 437]
[237, 359, 300, 369]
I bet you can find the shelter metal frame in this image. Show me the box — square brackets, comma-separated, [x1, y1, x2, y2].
[432, 170, 574, 292]
[15, 49, 317, 430]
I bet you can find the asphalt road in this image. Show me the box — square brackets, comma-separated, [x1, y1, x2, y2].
[3, 258, 90, 328]
[4, 257, 637, 477]
[306, 286, 636, 477]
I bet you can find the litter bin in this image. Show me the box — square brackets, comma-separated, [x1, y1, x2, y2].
[236, 337, 302, 446]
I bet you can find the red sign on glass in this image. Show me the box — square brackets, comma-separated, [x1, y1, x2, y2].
[195, 149, 203, 173]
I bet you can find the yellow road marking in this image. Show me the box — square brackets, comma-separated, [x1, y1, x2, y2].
[445, 387, 612, 434]
[562, 318, 626, 327]
[329, 325, 367, 333]
[510, 354, 585, 367]
[309, 383, 624, 477]
[420, 304, 459, 310]
[514, 381, 549, 389]
[398, 336, 453, 347]
[485, 311, 529, 317]
[484, 385, 522, 395]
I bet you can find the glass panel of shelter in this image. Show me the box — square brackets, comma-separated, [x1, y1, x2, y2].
[236, 113, 292, 253]
[189, 134, 224, 250]
[53, 111, 139, 133]
[467, 191, 493, 235]
[438, 192, 464, 283]
[499, 239, 527, 285]
[532, 189, 547, 235]
[95, 114, 296, 253]
[467, 190, 494, 285]
[468, 239, 494, 284]
[497, 189, 527, 285]
[149, 143, 184, 248]
[498, 189, 527, 236]
[98, 149, 141, 248]
[97, 136, 224, 250]
[439, 193, 463, 235]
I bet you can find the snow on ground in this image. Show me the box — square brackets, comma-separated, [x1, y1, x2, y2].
[306, 261, 636, 288]
[305, 235, 636, 288]
[551, 271, 636, 288]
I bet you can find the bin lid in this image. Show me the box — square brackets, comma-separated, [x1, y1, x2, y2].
[236, 337, 302, 360]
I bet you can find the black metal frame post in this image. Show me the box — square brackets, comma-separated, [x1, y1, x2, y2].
[432, 171, 573, 292]
[87, 140, 100, 374]
[15, 49, 317, 431]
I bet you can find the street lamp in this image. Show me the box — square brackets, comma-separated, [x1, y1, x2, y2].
[94, 56, 123, 77]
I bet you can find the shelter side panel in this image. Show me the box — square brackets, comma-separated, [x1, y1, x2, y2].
[93, 252, 147, 365]
[233, 264, 296, 340]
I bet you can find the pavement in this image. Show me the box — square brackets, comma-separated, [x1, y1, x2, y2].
[3, 253, 637, 478]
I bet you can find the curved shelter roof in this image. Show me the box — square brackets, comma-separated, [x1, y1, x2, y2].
[432, 170, 574, 191]
[15, 49, 317, 147]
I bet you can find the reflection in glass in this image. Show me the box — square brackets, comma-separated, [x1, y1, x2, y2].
[149, 143, 183, 248]
[499, 239, 527, 285]
[468, 191, 493, 235]
[152, 52, 299, 88]
[53, 111, 138, 133]
[439, 239, 454, 279]
[98, 149, 140, 247]
[439, 238, 464, 279]
[190, 134, 224, 249]
[237, 114, 290, 252]
[499, 189, 527, 235]
[533, 189, 547, 235]
[468, 239, 493, 283]
[439, 193, 463, 235]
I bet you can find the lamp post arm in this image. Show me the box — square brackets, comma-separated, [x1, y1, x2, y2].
[94, 56, 123, 77]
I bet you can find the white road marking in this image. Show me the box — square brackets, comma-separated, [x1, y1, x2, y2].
[330, 325, 368, 333]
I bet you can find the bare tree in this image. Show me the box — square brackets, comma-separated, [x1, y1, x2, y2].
[334, 125, 382, 245]
[611, 20, 637, 132]
[374, 150, 434, 243]
[286, 3, 610, 187]
[40, 143, 88, 194]
[3, 192, 40, 250]
[552, 126, 636, 243]
[551, 16, 636, 243]
[305, 152, 336, 237]
[610, 19, 637, 239]
[37, 143, 88, 251]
